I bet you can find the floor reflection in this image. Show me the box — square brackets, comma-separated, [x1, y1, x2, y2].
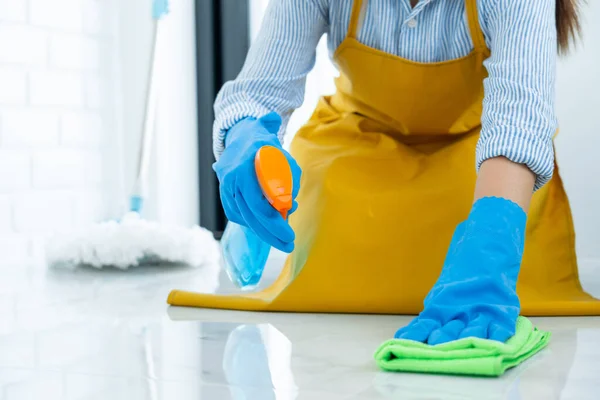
[222, 324, 297, 399]
[1, 259, 600, 400]
[179, 310, 596, 400]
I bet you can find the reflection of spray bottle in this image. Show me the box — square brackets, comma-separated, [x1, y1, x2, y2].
[221, 146, 294, 290]
[223, 324, 297, 400]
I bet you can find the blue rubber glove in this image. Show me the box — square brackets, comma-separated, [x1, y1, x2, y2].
[395, 197, 526, 345]
[213, 112, 301, 253]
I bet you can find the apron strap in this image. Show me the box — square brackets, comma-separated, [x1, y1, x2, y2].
[465, 0, 487, 53]
[347, 0, 365, 39]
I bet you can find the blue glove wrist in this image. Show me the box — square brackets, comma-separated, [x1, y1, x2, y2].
[224, 117, 251, 148]
[225, 116, 281, 148]
[466, 197, 527, 254]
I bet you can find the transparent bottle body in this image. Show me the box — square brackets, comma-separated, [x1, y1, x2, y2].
[221, 221, 271, 290]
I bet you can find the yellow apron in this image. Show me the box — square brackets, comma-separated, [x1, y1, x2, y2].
[169, 0, 600, 316]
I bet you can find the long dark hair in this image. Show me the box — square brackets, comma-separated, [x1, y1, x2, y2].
[557, 0, 582, 53]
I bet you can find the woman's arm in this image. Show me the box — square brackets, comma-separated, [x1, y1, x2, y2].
[395, 0, 559, 345]
[212, 0, 328, 159]
[475, 157, 535, 211]
[476, 0, 558, 208]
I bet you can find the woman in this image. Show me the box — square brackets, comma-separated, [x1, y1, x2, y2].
[168, 0, 600, 343]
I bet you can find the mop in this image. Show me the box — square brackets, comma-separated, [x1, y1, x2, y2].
[46, 0, 220, 271]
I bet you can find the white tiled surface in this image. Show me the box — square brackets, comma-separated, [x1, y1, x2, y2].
[1, 260, 600, 400]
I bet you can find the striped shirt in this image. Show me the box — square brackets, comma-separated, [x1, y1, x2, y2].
[214, 0, 558, 189]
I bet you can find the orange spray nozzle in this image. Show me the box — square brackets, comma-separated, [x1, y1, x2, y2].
[255, 146, 293, 219]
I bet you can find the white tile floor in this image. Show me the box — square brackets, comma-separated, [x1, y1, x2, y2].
[1, 257, 600, 400]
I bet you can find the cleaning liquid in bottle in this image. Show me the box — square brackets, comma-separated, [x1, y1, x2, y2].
[221, 145, 293, 290]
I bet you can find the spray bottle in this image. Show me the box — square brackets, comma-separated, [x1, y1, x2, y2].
[221, 145, 293, 289]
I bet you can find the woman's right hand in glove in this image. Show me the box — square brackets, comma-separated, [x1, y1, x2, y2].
[213, 112, 302, 253]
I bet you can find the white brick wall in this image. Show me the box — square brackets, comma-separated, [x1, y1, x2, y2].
[49, 34, 100, 70]
[0, 0, 27, 22]
[0, 69, 27, 104]
[29, 0, 84, 31]
[1, 109, 59, 146]
[60, 112, 103, 147]
[0, 25, 47, 65]
[0, 0, 120, 264]
[29, 71, 85, 107]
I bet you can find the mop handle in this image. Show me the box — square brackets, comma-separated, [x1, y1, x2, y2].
[130, 0, 170, 213]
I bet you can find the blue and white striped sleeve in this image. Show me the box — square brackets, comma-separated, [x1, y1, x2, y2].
[212, 0, 328, 159]
[478, 0, 558, 190]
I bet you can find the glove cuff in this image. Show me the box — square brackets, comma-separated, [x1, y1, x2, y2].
[225, 112, 282, 148]
[225, 117, 256, 148]
[467, 197, 527, 251]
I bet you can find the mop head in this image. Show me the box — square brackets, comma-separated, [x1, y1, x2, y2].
[46, 212, 221, 270]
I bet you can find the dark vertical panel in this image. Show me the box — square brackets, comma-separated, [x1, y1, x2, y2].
[195, 0, 221, 233]
[219, 0, 250, 82]
[195, 0, 249, 235]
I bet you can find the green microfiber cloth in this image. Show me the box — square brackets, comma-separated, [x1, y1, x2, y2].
[374, 317, 550, 377]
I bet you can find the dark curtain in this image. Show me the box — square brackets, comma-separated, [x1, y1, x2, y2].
[195, 0, 249, 236]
